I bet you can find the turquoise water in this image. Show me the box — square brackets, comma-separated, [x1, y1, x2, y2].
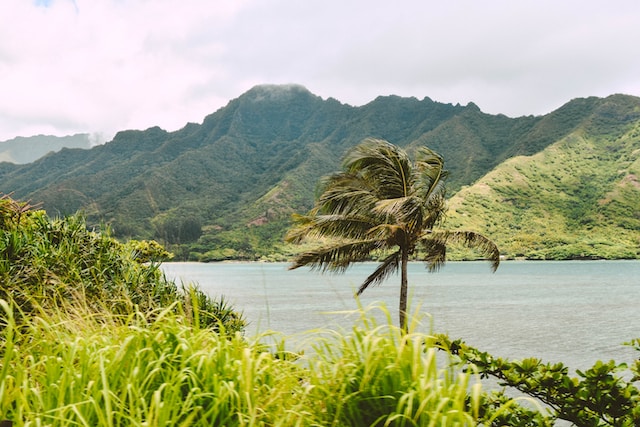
[162, 260, 640, 370]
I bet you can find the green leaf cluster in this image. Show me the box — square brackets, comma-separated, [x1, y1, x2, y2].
[437, 334, 640, 426]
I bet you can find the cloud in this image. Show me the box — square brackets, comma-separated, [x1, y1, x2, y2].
[1, 0, 639, 141]
[0, 0, 247, 140]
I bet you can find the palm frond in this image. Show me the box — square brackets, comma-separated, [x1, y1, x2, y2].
[414, 149, 447, 198]
[317, 173, 378, 215]
[414, 146, 445, 182]
[373, 196, 426, 233]
[422, 189, 447, 229]
[285, 213, 379, 243]
[420, 230, 500, 271]
[419, 239, 448, 272]
[356, 251, 401, 296]
[284, 213, 316, 244]
[288, 239, 381, 272]
[364, 223, 403, 245]
[342, 138, 413, 199]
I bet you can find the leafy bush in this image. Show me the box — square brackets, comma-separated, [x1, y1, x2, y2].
[437, 334, 640, 426]
[0, 195, 244, 334]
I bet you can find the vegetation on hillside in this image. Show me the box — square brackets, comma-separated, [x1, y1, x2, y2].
[1, 88, 639, 260]
[447, 105, 640, 260]
[0, 194, 244, 333]
[0, 133, 92, 164]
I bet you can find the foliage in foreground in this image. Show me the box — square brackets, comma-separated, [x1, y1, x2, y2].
[2, 194, 638, 425]
[0, 301, 545, 427]
[0, 195, 244, 333]
[437, 334, 640, 426]
[7, 297, 640, 427]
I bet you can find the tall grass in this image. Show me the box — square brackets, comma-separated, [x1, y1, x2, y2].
[298, 307, 482, 426]
[0, 301, 502, 426]
[0, 300, 302, 426]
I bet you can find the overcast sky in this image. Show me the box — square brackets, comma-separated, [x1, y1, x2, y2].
[1, 0, 639, 143]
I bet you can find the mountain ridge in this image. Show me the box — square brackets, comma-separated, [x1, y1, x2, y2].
[1, 86, 638, 260]
[0, 133, 93, 164]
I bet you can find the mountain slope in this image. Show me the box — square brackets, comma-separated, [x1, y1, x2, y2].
[0, 86, 489, 231]
[1, 86, 639, 260]
[446, 94, 640, 259]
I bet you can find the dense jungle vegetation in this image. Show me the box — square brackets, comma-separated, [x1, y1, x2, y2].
[1, 87, 638, 261]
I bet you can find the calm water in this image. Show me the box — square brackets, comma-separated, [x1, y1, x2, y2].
[161, 260, 640, 371]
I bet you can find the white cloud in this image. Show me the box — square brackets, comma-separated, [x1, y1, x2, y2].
[0, 0, 247, 140]
[1, 0, 639, 141]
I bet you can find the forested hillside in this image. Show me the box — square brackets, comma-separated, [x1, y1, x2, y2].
[1, 85, 638, 260]
[447, 95, 640, 259]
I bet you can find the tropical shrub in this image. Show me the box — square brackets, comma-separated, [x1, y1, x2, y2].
[436, 334, 640, 426]
[0, 194, 244, 333]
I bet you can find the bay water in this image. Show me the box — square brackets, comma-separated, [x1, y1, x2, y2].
[162, 260, 640, 371]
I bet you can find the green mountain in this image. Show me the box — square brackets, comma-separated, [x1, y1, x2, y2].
[0, 133, 92, 164]
[447, 95, 640, 259]
[1, 85, 638, 260]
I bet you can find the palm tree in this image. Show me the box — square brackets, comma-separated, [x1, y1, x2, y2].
[286, 138, 500, 330]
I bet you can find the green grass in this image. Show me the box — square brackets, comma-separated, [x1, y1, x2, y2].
[301, 309, 484, 426]
[1, 301, 528, 427]
[0, 300, 298, 426]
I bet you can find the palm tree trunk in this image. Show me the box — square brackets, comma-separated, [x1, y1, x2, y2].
[399, 248, 409, 331]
